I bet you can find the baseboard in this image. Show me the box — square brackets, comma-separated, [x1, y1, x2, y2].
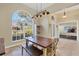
[5, 43, 23, 49]
[5, 40, 26, 49]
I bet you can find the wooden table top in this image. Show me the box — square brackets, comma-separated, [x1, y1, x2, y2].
[25, 36, 53, 48]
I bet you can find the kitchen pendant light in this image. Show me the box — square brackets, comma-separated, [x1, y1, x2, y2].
[62, 10, 67, 18]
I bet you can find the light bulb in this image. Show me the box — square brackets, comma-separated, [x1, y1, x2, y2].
[62, 15, 67, 18]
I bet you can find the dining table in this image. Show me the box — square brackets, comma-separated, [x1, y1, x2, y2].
[24, 36, 53, 56]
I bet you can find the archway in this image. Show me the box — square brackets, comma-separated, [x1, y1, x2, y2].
[12, 10, 36, 41]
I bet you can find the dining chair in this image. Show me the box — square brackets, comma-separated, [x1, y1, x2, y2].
[52, 38, 59, 56]
[31, 38, 59, 56]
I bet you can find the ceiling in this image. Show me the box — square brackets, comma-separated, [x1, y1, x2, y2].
[24, 3, 54, 12]
[23, 3, 79, 14]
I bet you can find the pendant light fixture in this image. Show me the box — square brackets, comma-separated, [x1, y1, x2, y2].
[40, 3, 42, 17]
[32, 3, 50, 19]
[36, 4, 38, 18]
[62, 10, 67, 18]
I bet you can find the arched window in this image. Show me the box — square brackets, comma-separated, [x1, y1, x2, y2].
[12, 10, 35, 41]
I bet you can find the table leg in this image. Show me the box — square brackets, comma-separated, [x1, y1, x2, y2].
[22, 46, 23, 56]
[26, 39, 29, 48]
[43, 48, 47, 56]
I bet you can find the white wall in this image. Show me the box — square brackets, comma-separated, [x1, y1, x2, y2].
[0, 4, 36, 48]
[52, 5, 79, 41]
[36, 15, 52, 38]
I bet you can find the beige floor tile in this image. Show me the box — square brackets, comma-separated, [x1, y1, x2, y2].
[4, 38, 79, 56]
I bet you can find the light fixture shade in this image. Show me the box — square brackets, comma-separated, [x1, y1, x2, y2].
[47, 11, 50, 15]
[40, 15, 42, 17]
[36, 14, 38, 17]
[43, 12, 45, 15]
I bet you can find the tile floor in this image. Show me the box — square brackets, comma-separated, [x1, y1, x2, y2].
[57, 38, 79, 56]
[3, 38, 79, 56]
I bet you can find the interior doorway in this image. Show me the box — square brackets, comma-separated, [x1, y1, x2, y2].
[58, 20, 78, 40]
